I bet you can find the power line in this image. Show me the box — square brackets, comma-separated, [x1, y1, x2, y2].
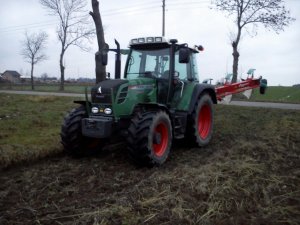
[101, 0, 160, 13]
[0, 3, 161, 33]
[2, 0, 296, 34]
[0, 1, 211, 35]
[166, 4, 210, 12]
[0, 22, 58, 33]
[102, 5, 161, 17]
[0, 20, 58, 30]
[168, 0, 210, 4]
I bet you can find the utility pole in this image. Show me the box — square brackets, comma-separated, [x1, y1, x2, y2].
[162, 0, 165, 36]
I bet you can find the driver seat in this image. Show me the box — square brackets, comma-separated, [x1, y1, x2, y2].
[161, 70, 169, 79]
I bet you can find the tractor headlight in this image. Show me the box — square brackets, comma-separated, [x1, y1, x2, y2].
[131, 38, 138, 44]
[147, 37, 154, 43]
[155, 37, 162, 42]
[91, 107, 99, 114]
[104, 108, 112, 115]
[138, 38, 145, 43]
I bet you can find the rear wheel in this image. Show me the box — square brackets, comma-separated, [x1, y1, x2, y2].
[127, 111, 172, 167]
[191, 94, 214, 146]
[61, 105, 105, 157]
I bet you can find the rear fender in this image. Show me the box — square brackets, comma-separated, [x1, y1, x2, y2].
[188, 84, 217, 114]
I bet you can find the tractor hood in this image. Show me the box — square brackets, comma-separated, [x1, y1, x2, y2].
[91, 79, 128, 103]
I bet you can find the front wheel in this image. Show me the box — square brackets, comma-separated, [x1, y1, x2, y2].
[60, 105, 105, 157]
[127, 111, 172, 167]
[191, 94, 214, 146]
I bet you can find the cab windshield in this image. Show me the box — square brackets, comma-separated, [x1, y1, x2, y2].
[125, 47, 199, 81]
[125, 48, 170, 80]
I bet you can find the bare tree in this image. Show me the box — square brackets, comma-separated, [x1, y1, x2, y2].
[89, 0, 107, 83]
[41, 72, 49, 81]
[213, 0, 295, 83]
[21, 31, 48, 90]
[40, 0, 94, 91]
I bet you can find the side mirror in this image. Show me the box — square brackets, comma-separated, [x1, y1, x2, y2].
[179, 47, 190, 63]
[196, 45, 204, 51]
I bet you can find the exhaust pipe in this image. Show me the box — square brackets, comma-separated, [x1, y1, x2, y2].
[114, 39, 121, 79]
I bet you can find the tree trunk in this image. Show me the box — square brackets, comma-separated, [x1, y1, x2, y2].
[232, 43, 239, 83]
[30, 62, 34, 90]
[90, 0, 106, 83]
[231, 25, 241, 83]
[59, 52, 65, 91]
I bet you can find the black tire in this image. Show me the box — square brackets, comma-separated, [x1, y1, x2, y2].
[260, 86, 266, 94]
[260, 79, 267, 94]
[189, 94, 214, 146]
[61, 105, 105, 157]
[127, 111, 172, 167]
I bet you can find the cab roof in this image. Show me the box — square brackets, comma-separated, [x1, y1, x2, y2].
[129, 36, 200, 53]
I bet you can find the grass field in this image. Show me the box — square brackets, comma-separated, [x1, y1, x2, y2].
[0, 94, 299, 225]
[250, 86, 300, 103]
[0, 94, 83, 168]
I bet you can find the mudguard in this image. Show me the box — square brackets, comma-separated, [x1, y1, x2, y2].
[188, 84, 217, 114]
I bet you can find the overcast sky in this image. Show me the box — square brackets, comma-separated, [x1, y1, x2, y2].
[0, 0, 299, 86]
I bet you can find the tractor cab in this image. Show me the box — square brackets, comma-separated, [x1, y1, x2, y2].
[125, 36, 202, 106]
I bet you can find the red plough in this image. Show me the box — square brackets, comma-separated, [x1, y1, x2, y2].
[211, 69, 268, 102]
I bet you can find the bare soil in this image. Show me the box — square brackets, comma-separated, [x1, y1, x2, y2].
[1, 106, 299, 225]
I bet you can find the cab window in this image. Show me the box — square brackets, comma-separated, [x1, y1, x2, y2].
[126, 48, 170, 79]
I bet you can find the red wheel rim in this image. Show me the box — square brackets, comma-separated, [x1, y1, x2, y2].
[198, 104, 212, 139]
[153, 122, 169, 157]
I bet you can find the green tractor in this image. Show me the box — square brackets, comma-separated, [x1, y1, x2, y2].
[61, 37, 217, 166]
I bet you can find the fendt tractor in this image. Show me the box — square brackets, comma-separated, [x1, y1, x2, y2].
[61, 37, 267, 166]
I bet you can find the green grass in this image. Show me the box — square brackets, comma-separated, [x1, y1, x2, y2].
[250, 86, 300, 103]
[0, 94, 83, 168]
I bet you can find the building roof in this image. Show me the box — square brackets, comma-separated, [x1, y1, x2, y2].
[3, 70, 21, 78]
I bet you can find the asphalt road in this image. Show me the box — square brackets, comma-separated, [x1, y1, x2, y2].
[0, 90, 85, 98]
[229, 101, 300, 110]
[1, 90, 300, 110]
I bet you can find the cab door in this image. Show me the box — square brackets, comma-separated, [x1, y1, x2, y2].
[171, 50, 199, 108]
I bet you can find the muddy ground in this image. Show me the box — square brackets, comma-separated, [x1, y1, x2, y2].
[0, 106, 299, 225]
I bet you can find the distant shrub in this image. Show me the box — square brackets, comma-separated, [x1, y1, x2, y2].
[292, 84, 300, 88]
